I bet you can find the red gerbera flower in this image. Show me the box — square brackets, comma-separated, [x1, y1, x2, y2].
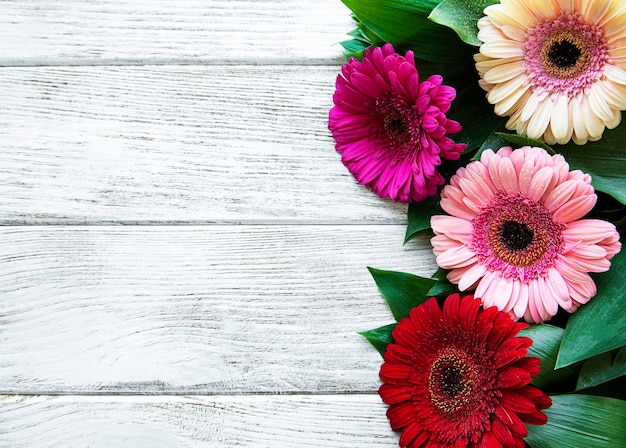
[379, 294, 551, 448]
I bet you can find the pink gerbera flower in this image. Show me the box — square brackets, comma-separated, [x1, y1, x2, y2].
[328, 44, 466, 203]
[430, 146, 621, 323]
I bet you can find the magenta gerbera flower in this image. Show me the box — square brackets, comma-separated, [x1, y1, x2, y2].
[380, 293, 551, 447]
[328, 43, 466, 203]
[430, 146, 621, 323]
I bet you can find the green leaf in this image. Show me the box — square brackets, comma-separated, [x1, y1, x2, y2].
[428, 0, 498, 46]
[576, 348, 626, 391]
[526, 395, 626, 448]
[447, 82, 506, 154]
[359, 323, 397, 356]
[472, 132, 509, 161]
[341, 0, 474, 63]
[404, 195, 441, 243]
[554, 123, 626, 204]
[519, 324, 579, 391]
[426, 269, 458, 297]
[556, 220, 626, 368]
[495, 132, 555, 154]
[368, 267, 437, 321]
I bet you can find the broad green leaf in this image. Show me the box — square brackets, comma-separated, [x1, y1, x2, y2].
[555, 123, 626, 204]
[428, 0, 498, 46]
[519, 324, 579, 391]
[339, 38, 369, 59]
[405, 195, 441, 243]
[496, 132, 555, 154]
[616, 346, 626, 365]
[526, 394, 626, 448]
[341, 0, 474, 63]
[472, 132, 509, 160]
[426, 269, 458, 297]
[368, 267, 437, 321]
[556, 220, 626, 368]
[576, 348, 626, 391]
[447, 82, 506, 154]
[360, 323, 397, 356]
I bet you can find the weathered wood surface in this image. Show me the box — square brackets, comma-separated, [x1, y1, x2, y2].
[0, 395, 395, 447]
[0, 0, 353, 65]
[0, 225, 433, 394]
[0, 1, 423, 446]
[0, 66, 406, 224]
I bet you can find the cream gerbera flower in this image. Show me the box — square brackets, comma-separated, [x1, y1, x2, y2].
[475, 0, 626, 145]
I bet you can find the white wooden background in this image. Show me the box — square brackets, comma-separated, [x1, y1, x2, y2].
[0, 1, 439, 446]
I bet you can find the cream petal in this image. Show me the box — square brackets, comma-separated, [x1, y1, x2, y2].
[480, 40, 524, 59]
[589, 83, 616, 122]
[521, 0, 557, 19]
[582, 0, 613, 24]
[486, 74, 529, 105]
[519, 90, 544, 123]
[494, 84, 531, 117]
[600, 2, 626, 39]
[499, 0, 540, 27]
[550, 94, 573, 144]
[527, 96, 552, 139]
[606, 108, 622, 129]
[604, 64, 626, 85]
[484, 60, 525, 84]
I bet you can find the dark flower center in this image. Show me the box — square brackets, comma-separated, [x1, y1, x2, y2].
[384, 114, 408, 138]
[440, 365, 464, 398]
[372, 95, 421, 162]
[500, 220, 534, 252]
[547, 38, 581, 69]
[539, 30, 592, 79]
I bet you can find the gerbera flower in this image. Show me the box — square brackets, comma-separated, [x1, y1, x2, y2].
[475, 0, 626, 145]
[328, 43, 466, 203]
[430, 146, 621, 323]
[380, 293, 551, 448]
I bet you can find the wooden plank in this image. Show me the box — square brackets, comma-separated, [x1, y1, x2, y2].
[0, 225, 435, 393]
[0, 66, 406, 224]
[0, 394, 396, 447]
[0, 0, 352, 65]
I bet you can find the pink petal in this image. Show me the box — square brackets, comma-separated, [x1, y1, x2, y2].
[551, 194, 597, 223]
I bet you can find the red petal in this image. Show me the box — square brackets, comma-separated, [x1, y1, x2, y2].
[510, 356, 540, 378]
[399, 422, 423, 448]
[443, 293, 461, 326]
[379, 384, 412, 405]
[494, 403, 528, 438]
[410, 297, 443, 333]
[386, 401, 417, 431]
[476, 429, 502, 448]
[492, 418, 516, 447]
[499, 391, 537, 414]
[384, 343, 414, 364]
[497, 366, 532, 389]
[379, 363, 411, 384]
[520, 409, 548, 426]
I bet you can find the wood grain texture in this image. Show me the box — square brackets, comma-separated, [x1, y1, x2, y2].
[0, 225, 435, 393]
[0, 0, 352, 65]
[0, 395, 396, 447]
[0, 65, 407, 224]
